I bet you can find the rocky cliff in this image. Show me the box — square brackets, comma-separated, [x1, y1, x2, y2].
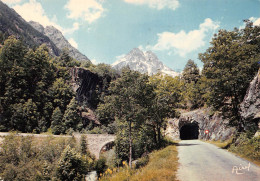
[240, 69, 260, 122]
[29, 21, 90, 62]
[240, 69, 260, 135]
[71, 67, 111, 109]
[166, 108, 236, 141]
[0, 1, 60, 56]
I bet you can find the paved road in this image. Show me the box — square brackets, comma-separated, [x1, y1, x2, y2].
[177, 140, 260, 181]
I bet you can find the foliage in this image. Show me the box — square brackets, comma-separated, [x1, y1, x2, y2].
[80, 135, 88, 155]
[100, 145, 178, 181]
[149, 74, 182, 146]
[63, 97, 82, 132]
[51, 107, 64, 135]
[95, 157, 107, 176]
[0, 36, 79, 133]
[199, 21, 260, 128]
[228, 133, 260, 166]
[180, 60, 205, 110]
[135, 156, 149, 169]
[98, 68, 155, 167]
[182, 59, 200, 84]
[56, 145, 87, 181]
[0, 134, 93, 181]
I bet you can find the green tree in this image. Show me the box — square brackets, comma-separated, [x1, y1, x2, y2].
[80, 135, 88, 155]
[49, 78, 74, 113]
[98, 68, 152, 168]
[149, 74, 182, 146]
[51, 107, 64, 135]
[56, 145, 86, 181]
[63, 97, 82, 132]
[182, 59, 200, 84]
[199, 21, 259, 128]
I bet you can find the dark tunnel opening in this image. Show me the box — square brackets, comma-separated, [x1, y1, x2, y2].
[180, 123, 199, 140]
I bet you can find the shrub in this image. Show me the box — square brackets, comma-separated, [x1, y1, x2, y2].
[135, 155, 149, 169]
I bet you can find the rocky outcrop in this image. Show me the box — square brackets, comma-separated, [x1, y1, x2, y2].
[240, 69, 260, 122]
[166, 108, 236, 141]
[29, 21, 90, 62]
[240, 69, 260, 136]
[71, 67, 111, 109]
[0, 1, 60, 56]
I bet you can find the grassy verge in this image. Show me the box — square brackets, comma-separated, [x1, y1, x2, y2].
[100, 144, 179, 181]
[205, 138, 233, 149]
[206, 135, 260, 167]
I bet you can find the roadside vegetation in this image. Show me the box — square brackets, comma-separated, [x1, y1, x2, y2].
[0, 20, 259, 180]
[0, 133, 96, 180]
[207, 134, 260, 166]
[99, 142, 178, 181]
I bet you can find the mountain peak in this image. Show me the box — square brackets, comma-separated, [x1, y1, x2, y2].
[112, 48, 179, 77]
[29, 21, 90, 62]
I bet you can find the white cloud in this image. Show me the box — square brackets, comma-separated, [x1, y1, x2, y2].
[65, 0, 105, 23]
[124, 0, 179, 10]
[68, 38, 78, 48]
[63, 22, 80, 34]
[249, 17, 260, 26]
[13, 0, 63, 31]
[150, 18, 219, 57]
[2, 0, 22, 4]
[12, 0, 79, 34]
[91, 59, 99, 65]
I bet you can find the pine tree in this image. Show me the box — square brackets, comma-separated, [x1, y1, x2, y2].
[50, 107, 64, 135]
[182, 59, 200, 84]
[63, 97, 82, 132]
[80, 135, 88, 155]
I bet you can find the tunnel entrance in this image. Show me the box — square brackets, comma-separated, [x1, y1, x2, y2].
[180, 123, 199, 140]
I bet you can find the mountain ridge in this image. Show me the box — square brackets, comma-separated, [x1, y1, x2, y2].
[0, 0, 60, 56]
[112, 48, 179, 77]
[29, 21, 90, 62]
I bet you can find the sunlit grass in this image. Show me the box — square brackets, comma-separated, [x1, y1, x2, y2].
[100, 144, 179, 181]
[205, 138, 233, 149]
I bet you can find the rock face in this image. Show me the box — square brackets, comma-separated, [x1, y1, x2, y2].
[240, 69, 260, 122]
[0, 1, 60, 56]
[166, 108, 236, 141]
[71, 67, 111, 109]
[29, 21, 90, 62]
[112, 48, 179, 77]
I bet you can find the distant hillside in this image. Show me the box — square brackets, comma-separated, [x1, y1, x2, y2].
[112, 48, 179, 77]
[0, 1, 60, 56]
[29, 21, 90, 62]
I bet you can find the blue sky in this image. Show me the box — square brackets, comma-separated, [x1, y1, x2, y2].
[2, 0, 260, 72]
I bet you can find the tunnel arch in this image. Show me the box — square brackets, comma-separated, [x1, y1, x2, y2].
[180, 122, 199, 140]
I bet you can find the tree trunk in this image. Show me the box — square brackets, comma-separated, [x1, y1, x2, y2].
[129, 119, 132, 168]
[156, 122, 161, 148]
[153, 126, 158, 145]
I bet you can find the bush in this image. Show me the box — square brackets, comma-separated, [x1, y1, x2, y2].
[56, 145, 87, 181]
[95, 157, 107, 176]
[135, 156, 149, 169]
[229, 133, 260, 163]
[88, 127, 103, 134]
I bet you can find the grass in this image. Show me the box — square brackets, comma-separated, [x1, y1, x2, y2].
[100, 144, 179, 181]
[205, 138, 233, 149]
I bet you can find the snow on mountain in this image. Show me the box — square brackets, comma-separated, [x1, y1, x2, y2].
[112, 48, 179, 77]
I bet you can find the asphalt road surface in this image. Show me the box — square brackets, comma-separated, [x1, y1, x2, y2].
[177, 140, 260, 181]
